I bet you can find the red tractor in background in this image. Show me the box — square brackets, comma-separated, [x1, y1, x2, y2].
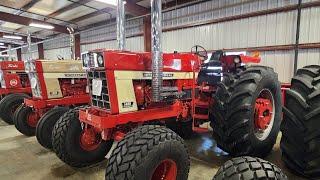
[52, 47, 283, 179]
[0, 61, 32, 124]
[12, 59, 90, 149]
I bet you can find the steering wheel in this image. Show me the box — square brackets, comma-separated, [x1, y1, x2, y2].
[191, 45, 208, 59]
[57, 55, 64, 60]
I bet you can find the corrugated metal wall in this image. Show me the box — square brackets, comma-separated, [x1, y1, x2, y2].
[159, 0, 320, 83]
[12, 0, 320, 83]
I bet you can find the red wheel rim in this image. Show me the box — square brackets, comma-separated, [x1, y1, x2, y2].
[254, 89, 275, 140]
[152, 159, 177, 180]
[26, 112, 39, 127]
[79, 127, 102, 151]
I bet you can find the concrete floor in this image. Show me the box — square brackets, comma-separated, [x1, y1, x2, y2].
[0, 120, 306, 180]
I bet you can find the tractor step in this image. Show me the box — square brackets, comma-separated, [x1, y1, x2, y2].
[193, 114, 208, 120]
[194, 100, 209, 108]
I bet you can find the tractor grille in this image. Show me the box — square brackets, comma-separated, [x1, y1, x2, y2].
[87, 70, 110, 110]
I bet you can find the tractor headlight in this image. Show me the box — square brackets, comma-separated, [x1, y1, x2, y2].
[97, 54, 104, 67]
[29, 73, 42, 98]
[82, 53, 90, 68]
[234, 57, 240, 64]
[0, 70, 5, 88]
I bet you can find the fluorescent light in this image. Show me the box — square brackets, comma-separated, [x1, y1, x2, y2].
[3, 35, 22, 40]
[95, 0, 126, 6]
[0, 43, 4, 46]
[29, 22, 54, 29]
[0, 46, 7, 49]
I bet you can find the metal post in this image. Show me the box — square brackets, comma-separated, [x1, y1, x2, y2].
[117, 0, 126, 50]
[151, 0, 163, 102]
[293, 0, 302, 74]
[67, 27, 75, 59]
[8, 44, 12, 61]
[27, 33, 32, 61]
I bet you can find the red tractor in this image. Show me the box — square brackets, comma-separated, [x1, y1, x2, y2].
[52, 47, 282, 179]
[0, 61, 32, 124]
[12, 59, 90, 149]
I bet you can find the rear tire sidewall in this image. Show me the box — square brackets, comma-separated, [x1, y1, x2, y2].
[0, 93, 29, 124]
[249, 73, 282, 155]
[62, 112, 112, 165]
[36, 107, 68, 149]
[14, 105, 36, 136]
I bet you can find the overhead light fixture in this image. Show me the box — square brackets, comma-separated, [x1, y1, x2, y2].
[29, 22, 54, 29]
[95, 0, 126, 6]
[0, 46, 7, 49]
[0, 43, 4, 46]
[3, 35, 22, 40]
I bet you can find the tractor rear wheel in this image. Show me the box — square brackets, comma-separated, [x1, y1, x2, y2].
[52, 108, 113, 168]
[36, 106, 69, 149]
[210, 66, 282, 157]
[0, 93, 30, 124]
[106, 125, 190, 180]
[213, 156, 287, 180]
[13, 105, 39, 136]
[280, 65, 320, 178]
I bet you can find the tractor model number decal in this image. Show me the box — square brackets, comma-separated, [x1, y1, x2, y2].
[143, 72, 174, 78]
[64, 73, 86, 78]
[122, 102, 134, 108]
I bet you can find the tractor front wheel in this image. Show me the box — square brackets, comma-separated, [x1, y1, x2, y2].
[13, 105, 39, 136]
[36, 106, 69, 149]
[52, 108, 113, 168]
[0, 93, 30, 124]
[106, 125, 190, 180]
[210, 66, 282, 157]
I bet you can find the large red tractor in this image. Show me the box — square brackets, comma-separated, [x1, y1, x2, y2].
[52, 48, 282, 179]
[12, 59, 90, 149]
[0, 61, 32, 124]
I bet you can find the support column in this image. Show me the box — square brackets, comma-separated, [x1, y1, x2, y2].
[17, 48, 22, 61]
[143, 15, 151, 52]
[293, 0, 302, 74]
[75, 34, 81, 59]
[38, 43, 44, 59]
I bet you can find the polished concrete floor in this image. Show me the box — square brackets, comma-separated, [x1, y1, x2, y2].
[0, 120, 306, 180]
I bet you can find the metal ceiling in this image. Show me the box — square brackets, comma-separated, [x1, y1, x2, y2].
[0, 0, 198, 46]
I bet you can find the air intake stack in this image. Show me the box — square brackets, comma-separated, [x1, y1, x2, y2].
[151, 0, 162, 102]
[117, 0, 126, 50]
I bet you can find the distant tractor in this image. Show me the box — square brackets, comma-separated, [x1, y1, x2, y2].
[12, 59, 90, 150]
[0, 61, 32, 124]
[52, 47, 282, 179]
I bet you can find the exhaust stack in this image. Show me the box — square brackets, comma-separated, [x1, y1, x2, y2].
[67, 27, 75, 59]
[151, 0, 162, 102]
[117, 0, 126, 50]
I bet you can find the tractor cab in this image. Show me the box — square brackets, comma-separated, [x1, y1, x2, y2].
[197, 49, 261, 86]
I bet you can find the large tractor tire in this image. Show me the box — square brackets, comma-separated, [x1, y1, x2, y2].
[280, 65, 320, 178]
[106, 125, 190, 180]
[36, 106, 69, 149]
[213, 156, 287, 180]
[0, 93, 30, 124]
[210, 66, 282, 157]
[13, 105, 39, 136]
[52, 108, 113, 168]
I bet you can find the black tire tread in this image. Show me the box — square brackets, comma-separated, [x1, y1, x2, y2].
[36, 106, 69, 149]
[210, 66, 281, 157]
[213, 156, 287, 180]
[0, 93, 29, 124]
[281, 65, 320, 178]
[105, 125, 190, 180]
